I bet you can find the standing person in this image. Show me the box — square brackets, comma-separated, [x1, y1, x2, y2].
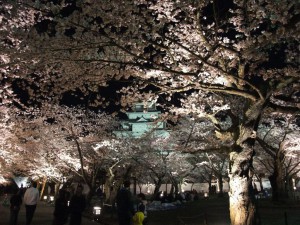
[52, 189, 69, 225]
[116, 180, 135, 225]
[23, 181, 40, 225]
[69, 184, 86, 225]
[9, 189, 22, 225]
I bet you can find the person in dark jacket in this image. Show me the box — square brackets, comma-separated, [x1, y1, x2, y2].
[116, 180, 135, 225]
[52, 189, 69, 225]
[9, 189, 22, 225]
[69, 184, 86, 225]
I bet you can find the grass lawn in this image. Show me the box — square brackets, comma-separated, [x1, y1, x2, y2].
[147, 197, 230, 225]
[147, 196, 300, 225]
[96, 195, 300, 225]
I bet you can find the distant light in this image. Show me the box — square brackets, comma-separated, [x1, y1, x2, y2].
[50, 196, 54, 202]
[204, 192, 209, 198]
[43, 196, 47, 200]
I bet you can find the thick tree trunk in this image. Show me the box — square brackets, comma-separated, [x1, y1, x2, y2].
[104, 177, 122, 205]
[229, 148, 256, 225]
[104, 166, 132, 204]
[229, 175, 256, 225]
[86, 178, 96, 205]
[104, 171, 115, 204]
[269, 157, 286, 201]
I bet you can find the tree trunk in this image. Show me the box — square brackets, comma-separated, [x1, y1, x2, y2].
[104, 170, 115, 204]
[269, 157, 286, 201]
[54, 182, 61, 198]
[169, 177, 179, 194]
[137, 183, 142, 194]
[208, 180, 212, 195]
[109, 180, 122, 205]
[170, 184, 175, 195]
[217, 175, 224, 196]
[133, 177, 137, 195]
[39, 177, 47, 200]
[229, 175, 256, 225]
[153, 181, 162, 196]
[174, 183, 179, 194]
[229, 148, 256, 225]
[86, 177, 97, 205]
[269, 173, 278, 200]
[152, 178, 163, 199]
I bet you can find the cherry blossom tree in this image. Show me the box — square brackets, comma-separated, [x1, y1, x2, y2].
[131, 136, 170, 198]
[255, 114, 300, 201]
[204, 153, 228, 195]
[3, 104, 120, 201]
[171, 116, 230, 194]
[100, 138, 137, 204]
[0, 106, 21, 184]
[2, 1, 299, 224]
[0, 1, 39, 107]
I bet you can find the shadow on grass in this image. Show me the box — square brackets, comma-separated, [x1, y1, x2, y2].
[146, 196, 300, 225]
[88, 196, 300, 225]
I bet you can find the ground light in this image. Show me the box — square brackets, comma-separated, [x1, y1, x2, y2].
[93, 206, 102, 221]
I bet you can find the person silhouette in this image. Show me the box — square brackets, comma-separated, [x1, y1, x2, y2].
[9, 189, 22, 225]
[52, 189, 69, 225]
[116, 180, 135, 225]
[69, 184, 86, 225]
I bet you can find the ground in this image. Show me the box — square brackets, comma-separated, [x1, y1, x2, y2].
[1, 194, 300, 225]
[91, 195, 300, 225]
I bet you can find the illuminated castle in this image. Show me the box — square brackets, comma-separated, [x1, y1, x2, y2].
[113, 102, 169, 139]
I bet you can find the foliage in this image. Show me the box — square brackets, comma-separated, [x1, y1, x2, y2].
[0, 1, 299, 223]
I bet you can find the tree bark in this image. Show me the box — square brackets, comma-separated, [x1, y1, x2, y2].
[104, 169, 115, 204]
[229, 175, 256, 225]
[152, 177, 163, 199]
[39, 177, 47, 200]
[269, 152, 286, 201]
[229, 148, 256, 225]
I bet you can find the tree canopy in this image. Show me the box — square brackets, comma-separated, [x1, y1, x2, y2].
[1, 1, 299, 224]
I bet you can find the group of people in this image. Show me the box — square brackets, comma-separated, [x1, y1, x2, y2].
[52, 184, 86, 225]
[9, 181, 86, 225]
[9, 181, 39, 225]
[116, 180, 147, 225]
[9, 179, 144, 225]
